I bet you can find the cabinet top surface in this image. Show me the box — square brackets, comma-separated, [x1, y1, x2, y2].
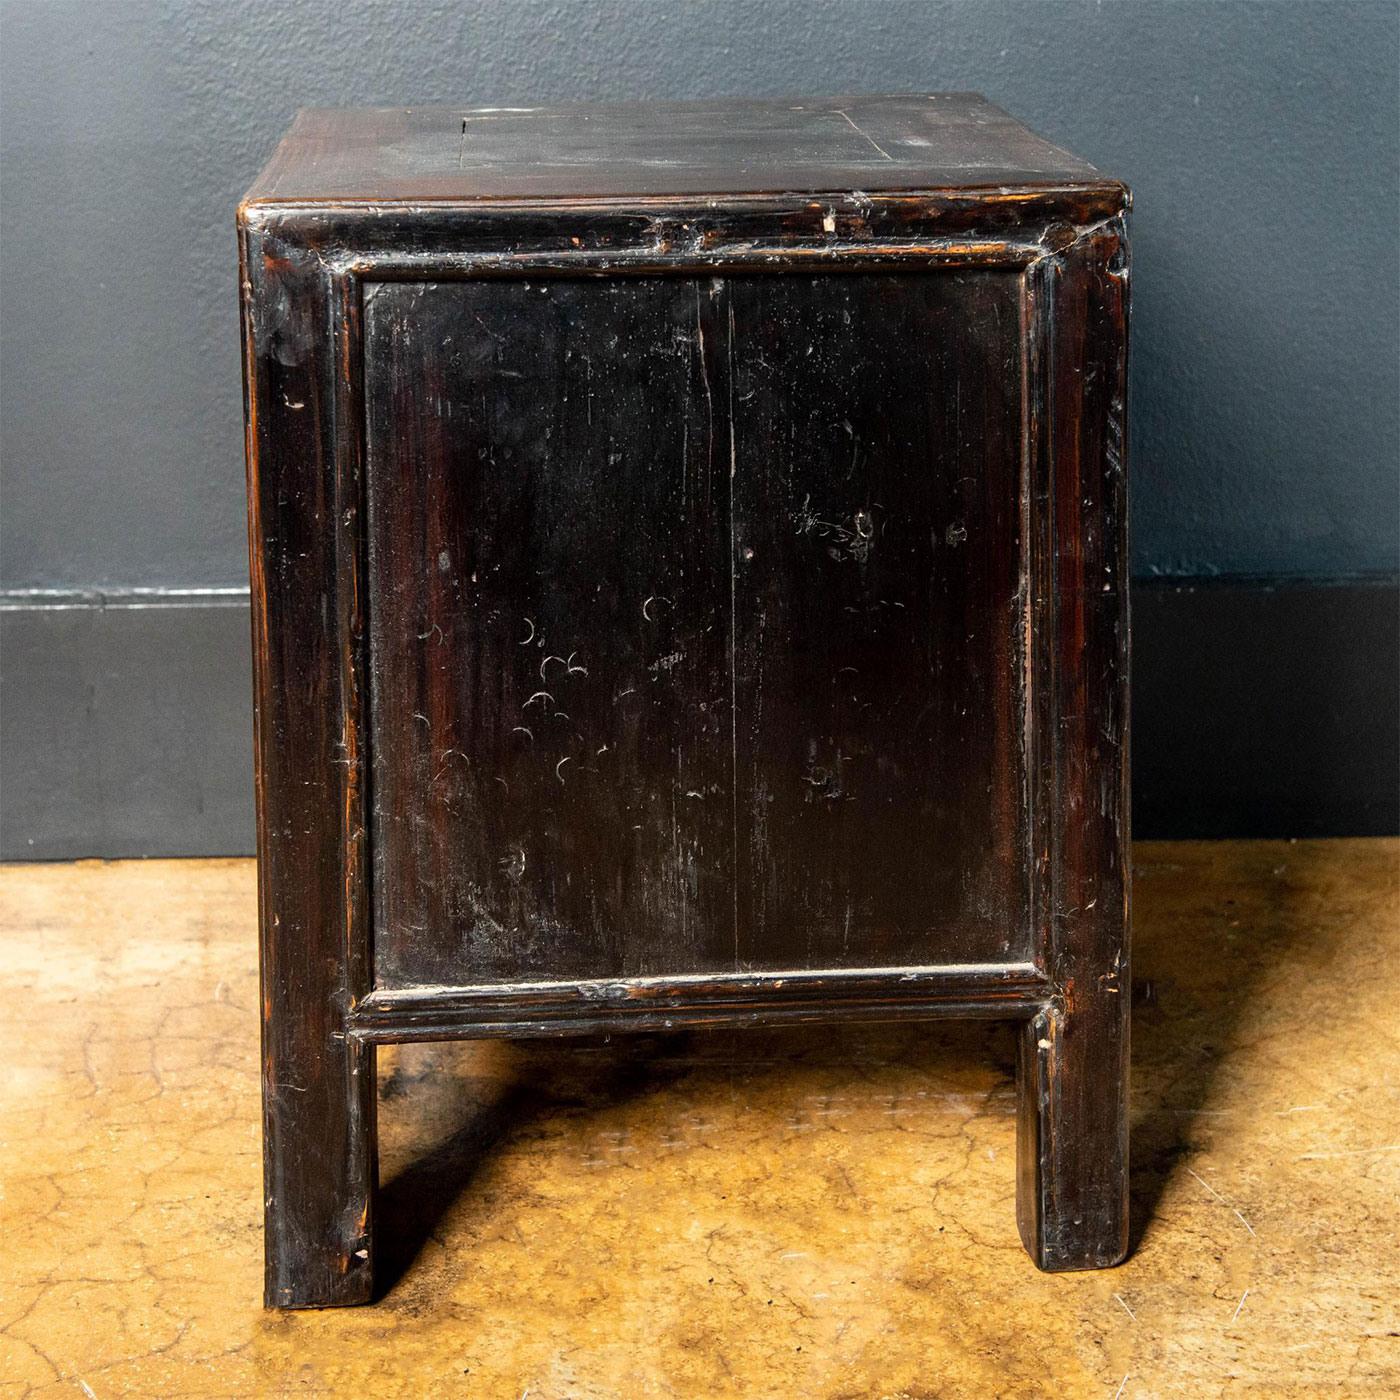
[243, 93, 1121, 207]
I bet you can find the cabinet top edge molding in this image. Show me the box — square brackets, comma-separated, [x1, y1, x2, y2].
[242, 93, 1127, 211]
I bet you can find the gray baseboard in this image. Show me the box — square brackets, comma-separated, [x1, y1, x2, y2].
[1, 590, 255, 859]
[2, 577, 1396, 859]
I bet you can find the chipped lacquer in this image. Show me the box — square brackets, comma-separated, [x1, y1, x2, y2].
[239, 94, 1131, 1307]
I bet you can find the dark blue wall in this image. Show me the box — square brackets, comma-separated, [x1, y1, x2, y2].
[2, 0, 1396, 587]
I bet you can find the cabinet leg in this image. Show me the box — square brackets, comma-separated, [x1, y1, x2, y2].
[262, 1023, 377, 1307]
[1015, 1003, 1129, 1271]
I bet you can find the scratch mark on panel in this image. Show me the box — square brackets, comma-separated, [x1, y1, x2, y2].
[696, 285, 714, 487]
[835, 108, 894, 161]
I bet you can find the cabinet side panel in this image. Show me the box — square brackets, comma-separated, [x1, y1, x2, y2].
[366, 277, 734, 986]
[729, 271, 1032, 970]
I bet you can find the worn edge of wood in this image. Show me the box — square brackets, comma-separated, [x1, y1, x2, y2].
[236, 190, 1130, 277]
[241, 201, 378, 1309]
[1014, 213, 1132, 1272]
[240, 184, 1129, 217]
[347, 965, 1054, 1043]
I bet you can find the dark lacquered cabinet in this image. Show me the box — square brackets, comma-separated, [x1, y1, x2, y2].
[240, 94, 1131, 1308]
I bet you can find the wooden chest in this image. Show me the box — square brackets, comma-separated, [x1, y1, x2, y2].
[240, 94, 1131, 1308]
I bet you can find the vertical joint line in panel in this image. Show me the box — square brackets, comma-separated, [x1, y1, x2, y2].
[1018, 266, 1036, 967]
[725, 286, 740, 971]
[348, 273, 377, 997]
[1042, 258, 1061, 973]
[332, 268, 360, 992]
[1026, 254, 1058, 978]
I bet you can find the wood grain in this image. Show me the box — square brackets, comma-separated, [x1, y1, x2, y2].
[246, 94, 1119, 206]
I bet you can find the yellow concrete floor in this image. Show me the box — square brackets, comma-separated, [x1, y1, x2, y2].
[1, 841, 1396, 1399]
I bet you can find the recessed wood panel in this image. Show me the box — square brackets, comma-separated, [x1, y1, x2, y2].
[366, 272, 1031, 989]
